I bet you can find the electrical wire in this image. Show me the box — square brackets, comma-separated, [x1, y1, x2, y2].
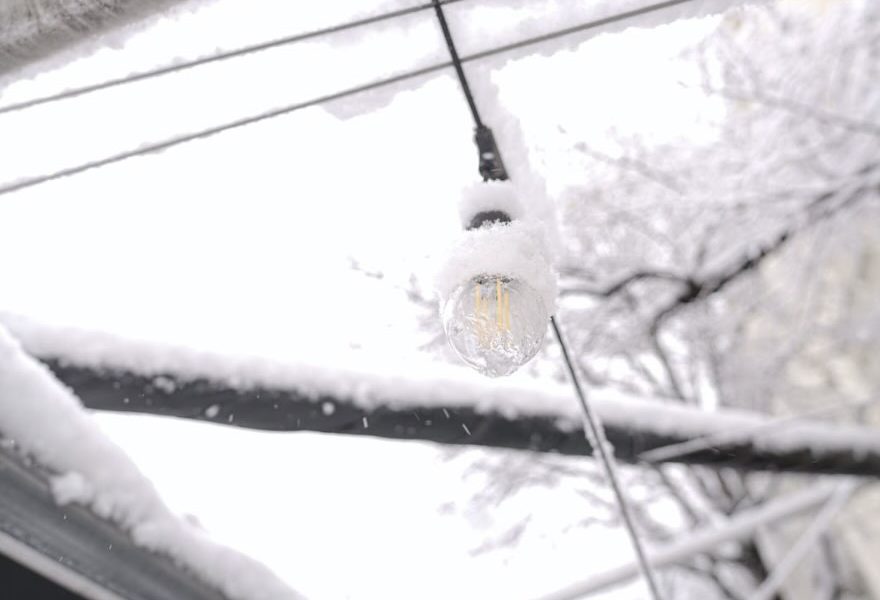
[0, 63, 450, 196]
[431, 0, 508, 179]
[0, 0, 703, 197]
[0, 0, 466, 116]
[550, 316, 664, 600]
[432, 0, 483, 127]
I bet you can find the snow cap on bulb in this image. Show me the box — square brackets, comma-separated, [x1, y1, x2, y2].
[434, 220, 557, 313]
[437, 182, 557, 314]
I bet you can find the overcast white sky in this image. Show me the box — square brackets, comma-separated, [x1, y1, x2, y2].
[0, 0, 722, 364]
[0, 2, 725, 598]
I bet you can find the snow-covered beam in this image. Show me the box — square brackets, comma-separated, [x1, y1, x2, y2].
[0, 0, 189, 75]
[45, 360, 880, 477]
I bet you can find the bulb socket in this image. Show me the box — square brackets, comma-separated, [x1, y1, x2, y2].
[467, 210, 512, 230]
[475, 125, 509, 181]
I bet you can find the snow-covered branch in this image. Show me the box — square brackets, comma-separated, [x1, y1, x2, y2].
[537, 483, 847, 600]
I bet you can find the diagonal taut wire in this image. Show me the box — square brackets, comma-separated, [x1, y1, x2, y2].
[551, 316, 664, 600]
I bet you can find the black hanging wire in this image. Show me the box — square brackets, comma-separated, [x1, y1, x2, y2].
[431, 4, 662, 596]
[550, 317, 664, 600]
[431, 0, 508, 181]
[431, 0, 481, 126]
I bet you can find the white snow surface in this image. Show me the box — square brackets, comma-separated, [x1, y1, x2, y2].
[6, 313, 880, 461]
[0, 323, 306, 600]
[434, 218, 558, 312]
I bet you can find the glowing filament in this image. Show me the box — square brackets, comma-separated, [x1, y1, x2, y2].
[496, 279, 503, 328]
[443, 276, 548, 377]
[473, 279, 512, 344]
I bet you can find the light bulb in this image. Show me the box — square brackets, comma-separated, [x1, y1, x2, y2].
[442, 275, 548, 377]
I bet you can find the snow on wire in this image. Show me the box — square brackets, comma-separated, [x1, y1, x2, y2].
[0, 0, 469, 116]
[0, 0, 715, 197]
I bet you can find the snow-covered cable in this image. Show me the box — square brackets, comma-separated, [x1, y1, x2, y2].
[639, 396, 879, 464]
[0, 63, 451, 197]
[0, 0, 467, 116]
[0, 0, 707, 197]
[550, 316, 664, 600]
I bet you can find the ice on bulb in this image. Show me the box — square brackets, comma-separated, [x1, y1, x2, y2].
[442, 275, 548, 377]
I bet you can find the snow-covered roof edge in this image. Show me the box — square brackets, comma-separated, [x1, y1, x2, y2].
[0, 0, 193, 78]
[0, 322, 305, 600]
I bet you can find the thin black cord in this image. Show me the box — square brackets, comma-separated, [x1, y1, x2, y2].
[0, 61, 452, 196]
[0, 0, 703, 196]
[465, 0, 698, 62]
[550, 316, 664, 600]
[431, 0, 483, 128]
[0, 0, 466, 116]
[0, 0, 699, 118]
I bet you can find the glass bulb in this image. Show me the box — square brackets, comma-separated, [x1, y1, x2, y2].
[442, 275, 548, 377]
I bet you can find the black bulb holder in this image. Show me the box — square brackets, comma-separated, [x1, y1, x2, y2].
[467, 210, 512, 230]
[475, 125, 509, 182]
